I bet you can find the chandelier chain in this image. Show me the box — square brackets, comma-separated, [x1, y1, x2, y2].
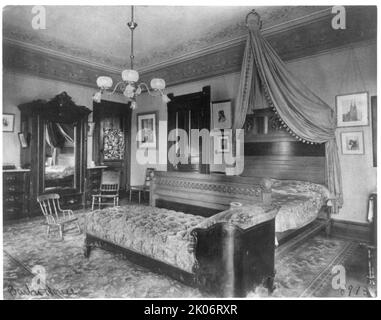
[93, 5, 169, 108]
[127, 6, 138, 69]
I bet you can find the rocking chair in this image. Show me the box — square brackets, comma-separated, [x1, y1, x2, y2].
[37, 193, 81, 241]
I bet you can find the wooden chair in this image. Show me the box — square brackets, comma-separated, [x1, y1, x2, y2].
[37, 193, 81, 241]
[128, 168, 155, 204]
[91, 170, 120, 211]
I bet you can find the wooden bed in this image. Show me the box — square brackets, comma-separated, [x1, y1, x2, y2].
[84, 133, 334, 297]
[84, 172, 276, 297]
[241, 136, 334, 245]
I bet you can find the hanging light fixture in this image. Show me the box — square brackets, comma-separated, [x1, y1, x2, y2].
[93, 6, 170, 109]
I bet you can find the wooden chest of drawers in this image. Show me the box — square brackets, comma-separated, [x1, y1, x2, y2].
[3, 170, 30, 221]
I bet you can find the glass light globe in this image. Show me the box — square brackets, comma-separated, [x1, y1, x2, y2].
[150, 78, 166, 90]
[122, 69, 139, 82]
[123, 84, 136, 99]
[96, 76, 113, 89]
[162, 94, 171, 103]
[93, 91, 102, 103]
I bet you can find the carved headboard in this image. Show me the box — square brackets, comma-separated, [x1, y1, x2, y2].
[150, 171, 271, 217]
[242, 141, 326, 184]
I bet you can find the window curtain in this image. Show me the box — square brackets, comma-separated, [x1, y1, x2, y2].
[232, 14, 343, 208]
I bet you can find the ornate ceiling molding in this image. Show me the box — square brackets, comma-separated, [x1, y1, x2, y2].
[3, 40, 119, 89]
[140, 6, 376, 87]
[138, 7, 333, 73]
[3, 6, 376, 90]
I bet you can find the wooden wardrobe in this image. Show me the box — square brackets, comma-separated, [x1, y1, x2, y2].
[18, 92, 91, 216]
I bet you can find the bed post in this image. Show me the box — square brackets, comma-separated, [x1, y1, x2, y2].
[149, 173, 158, 207]
[191, 222, 244, 297]
[325, 204, 333, 237]
[83, 235, 93, 258]
[261, 178, 272, 205]
[192, 217, 275, 297]
[325, 197, 337, 237]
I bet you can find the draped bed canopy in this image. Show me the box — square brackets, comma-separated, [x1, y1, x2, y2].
[46, 122, 74, 149]
[233, 10, 343, 207]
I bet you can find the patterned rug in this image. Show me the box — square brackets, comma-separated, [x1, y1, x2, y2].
[2, 211, 364, 299]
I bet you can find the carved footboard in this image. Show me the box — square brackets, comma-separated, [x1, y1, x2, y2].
[83, 215, 275, 297]
[191, 219, 276, 297]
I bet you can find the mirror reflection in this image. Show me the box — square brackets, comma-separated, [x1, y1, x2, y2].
[44, 122, 76, 190]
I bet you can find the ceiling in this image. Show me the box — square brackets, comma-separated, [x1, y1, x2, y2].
[3, 5, 329, 70]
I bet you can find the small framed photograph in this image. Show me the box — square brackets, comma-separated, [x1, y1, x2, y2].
[212, 100, 232, 129]
[341, 131, 364, 155]
[336, 92, 369, 127]
[137, 112, 157, 149]
[18, 132, 28, 148]
[3, 113, 15, 132]
[216, 135, 230, 153]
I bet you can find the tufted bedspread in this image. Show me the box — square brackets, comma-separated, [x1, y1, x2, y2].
[85, 206, 204, 273]
[271, 179, 330, 233]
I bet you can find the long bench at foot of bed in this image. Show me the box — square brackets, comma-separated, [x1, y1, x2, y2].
[84, 203, 278, 297]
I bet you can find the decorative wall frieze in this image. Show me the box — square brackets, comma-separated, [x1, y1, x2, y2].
[3, 39, 120, 89]
[3, 6, 376, 89]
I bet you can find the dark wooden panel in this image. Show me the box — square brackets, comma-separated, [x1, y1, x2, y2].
[244, 141, 325, 157]
[156, 199, 220, 217]
[167, 86, 210, 174]
[332, 220, 371, 243]
[243, 156, 325, 170]
[242, 155, 325, 184]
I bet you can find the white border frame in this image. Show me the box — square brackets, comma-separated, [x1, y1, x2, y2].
[336, 92, 369, 127]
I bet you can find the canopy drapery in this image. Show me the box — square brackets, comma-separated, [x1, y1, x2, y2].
[232, 11, 343, 208]
[46, 122, 74, 149]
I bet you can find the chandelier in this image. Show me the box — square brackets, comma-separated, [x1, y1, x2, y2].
[93, 6, 170, 109]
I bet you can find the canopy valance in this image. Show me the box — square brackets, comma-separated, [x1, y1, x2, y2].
[233, 11, 343, 208]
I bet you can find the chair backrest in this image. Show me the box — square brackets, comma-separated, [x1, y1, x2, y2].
[144, 168, 155, 187]
[37, 193, 61, 224]
[100, 170, 120, 193]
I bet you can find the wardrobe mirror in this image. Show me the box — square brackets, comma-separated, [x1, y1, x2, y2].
[43, 121, 77, 191]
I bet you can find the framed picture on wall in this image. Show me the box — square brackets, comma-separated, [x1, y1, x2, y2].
[336, 92, 369, 127]
[137, 112, 157, 149]
[341, 131, 364, 155]
[18, 132, 28, 148]
[212, 100, 232, 129]
[2, 113, 15, 132]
